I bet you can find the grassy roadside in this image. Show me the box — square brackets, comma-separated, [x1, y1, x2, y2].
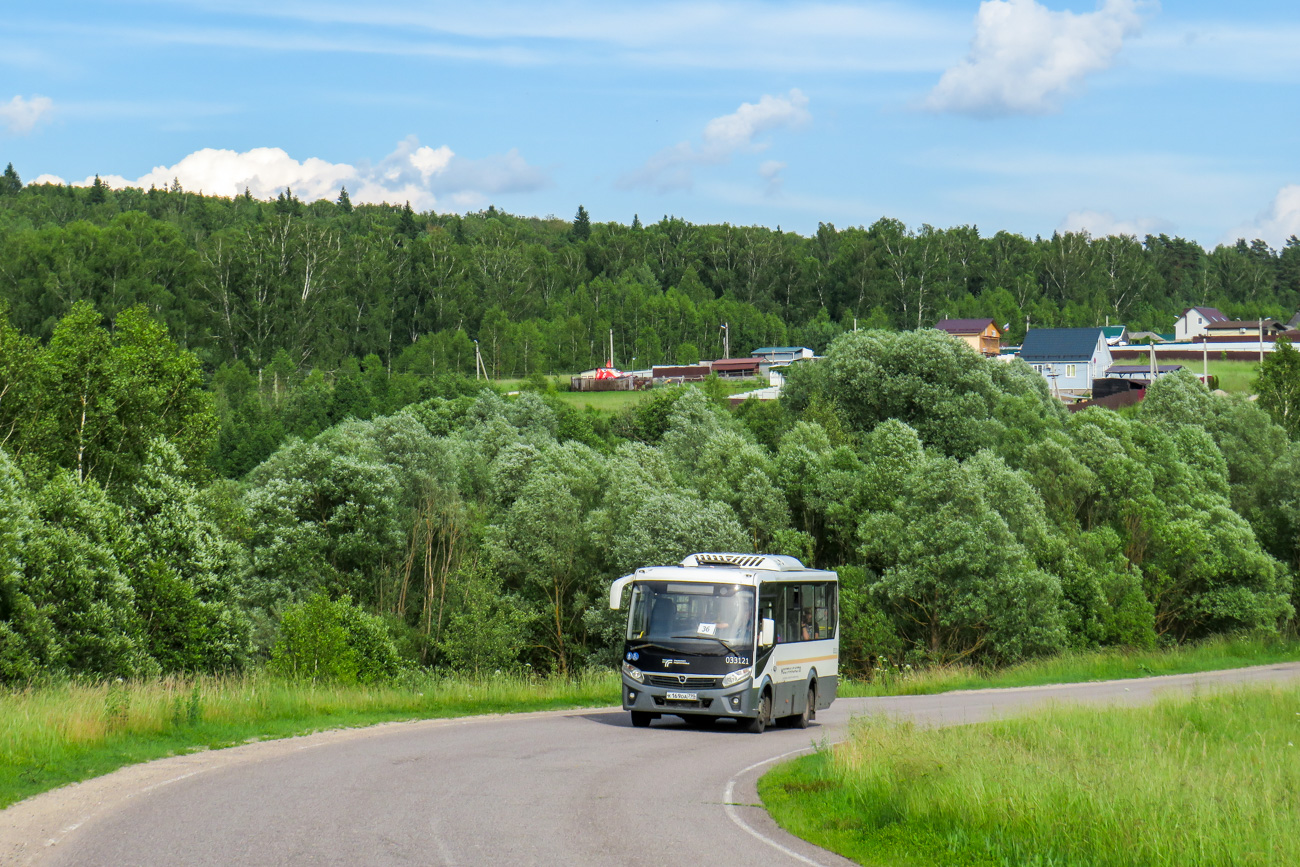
[0, 670, 617, 810]
[838, 634, 1300, 697]
[761, 682, 1300, 866]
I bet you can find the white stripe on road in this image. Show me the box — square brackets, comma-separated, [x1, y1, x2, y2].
[722, 747, 833, 867]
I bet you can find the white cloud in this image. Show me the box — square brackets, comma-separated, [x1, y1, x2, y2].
[1059, 209, 1169, 238]
[44, 138, 548, 212]
[1225, 185, 1300, 249]
[620, 89, 809, 192]
[758, 160, 786, 196]
[1, 95, 53, 135]
[927, 0, 1149, 116]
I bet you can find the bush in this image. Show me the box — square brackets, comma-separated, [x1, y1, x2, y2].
[269, 593, 402, 684]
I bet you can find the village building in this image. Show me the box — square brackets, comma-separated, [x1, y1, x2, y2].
[750, 346, 815, 364]
[1173, 306, 1228, 341]
[933, 319, 1003, 356]
[1019, 327, 1112, 396]
[1204, 319, 1286, 337]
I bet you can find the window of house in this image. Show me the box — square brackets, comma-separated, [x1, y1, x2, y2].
[1066, 364, 1077, 378]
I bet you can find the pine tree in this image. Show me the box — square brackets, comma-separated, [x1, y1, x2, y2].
[573, 205, 591, 241]
[88, 174, 107, 204]
[398, 201, 418, 238]
[0, 162, 21, 196]
[632, 213, 642, 230]
[337, 186, 353, 214]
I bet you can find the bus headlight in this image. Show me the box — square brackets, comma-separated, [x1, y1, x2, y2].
[622, 661, 644, 683]
[721, 668, 752, 688]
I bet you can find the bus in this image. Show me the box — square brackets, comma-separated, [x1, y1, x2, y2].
[609, 552, 838, 732]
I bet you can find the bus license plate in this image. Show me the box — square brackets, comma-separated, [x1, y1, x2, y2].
[666, 691, 697, 701]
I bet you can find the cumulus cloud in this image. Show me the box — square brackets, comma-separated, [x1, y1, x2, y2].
[1, 95, 53, 135]
[927, 0, 1149, 116]
[619, 89, 809, 192]
[45, 137, 548, 212]
[1059, 208, 1170, 238]
[1225, 185, 1300, 249]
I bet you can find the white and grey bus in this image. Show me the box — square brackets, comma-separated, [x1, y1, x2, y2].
[609, 552, 838, 732]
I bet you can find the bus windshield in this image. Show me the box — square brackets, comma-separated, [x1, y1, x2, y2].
[626, 582, 755, 652]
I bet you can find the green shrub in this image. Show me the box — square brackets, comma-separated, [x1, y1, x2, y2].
[269, 593, 401, 684]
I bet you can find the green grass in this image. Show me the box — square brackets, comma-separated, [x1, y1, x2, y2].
[838, 635, 1300, 698]
[1206, 359, 1262, 393]
[0, 669, 617, 809]
[761, 682, 1300, 866]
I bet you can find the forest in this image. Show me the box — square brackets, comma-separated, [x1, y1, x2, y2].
[2, 163, 1300, 685]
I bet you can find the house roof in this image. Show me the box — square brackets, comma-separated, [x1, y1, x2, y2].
[711, 358, 762, 370]
[933, 318, 998, 335]
[1101, 325, 1127, 339]
[751, 346, 811, 355]
[1181, 306, 1228, 322]
[1019, 328, 1105, 362]
[1106, 364, 1183, 375]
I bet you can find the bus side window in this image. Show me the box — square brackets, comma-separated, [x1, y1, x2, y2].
[813, 584, 827, 639]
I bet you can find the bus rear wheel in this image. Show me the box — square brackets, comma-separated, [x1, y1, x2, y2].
[747, 690, 772, 734]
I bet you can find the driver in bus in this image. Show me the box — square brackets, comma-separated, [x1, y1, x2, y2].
[714, 593, 752, 645]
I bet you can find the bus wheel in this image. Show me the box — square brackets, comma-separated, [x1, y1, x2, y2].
[631, 711, 653, 728]
[747, 690, 771, 734]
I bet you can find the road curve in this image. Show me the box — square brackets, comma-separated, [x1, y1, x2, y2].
[6, 662, 1299, 867]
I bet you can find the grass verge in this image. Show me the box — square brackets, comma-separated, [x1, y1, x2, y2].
[761, 682, 1300, 866]
[0, 670, 617, 810]
[838, 634, 1300, 697]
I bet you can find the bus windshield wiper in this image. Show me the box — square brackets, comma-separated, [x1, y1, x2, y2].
[670, 634, 742, 655]
[629, 641, 680, 654]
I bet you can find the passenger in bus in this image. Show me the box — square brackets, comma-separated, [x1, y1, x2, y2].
[800, 609, 814, 641]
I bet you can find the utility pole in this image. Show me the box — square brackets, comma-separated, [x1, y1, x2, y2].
[1150, 336, 1157, 380]
[1202, 335, 1208, 381]
[1260, 317, 1264, 366]
[473, 339, 484, 380]
[609, 328, 615, 368]
[721, 322, 730, 359]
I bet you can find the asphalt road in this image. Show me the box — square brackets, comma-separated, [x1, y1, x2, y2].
[9, 662, 1300, 867]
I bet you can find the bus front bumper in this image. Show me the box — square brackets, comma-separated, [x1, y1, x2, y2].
[620, 675, 758, 718]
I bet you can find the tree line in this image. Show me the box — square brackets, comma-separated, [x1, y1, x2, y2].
[2, 162, 1299, 388]
[3, 298, 1299, 683]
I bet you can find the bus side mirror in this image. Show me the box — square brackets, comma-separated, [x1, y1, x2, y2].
[760, 618, 775, 647]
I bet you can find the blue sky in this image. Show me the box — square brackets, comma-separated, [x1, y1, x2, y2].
[3, 0, 1298, 247]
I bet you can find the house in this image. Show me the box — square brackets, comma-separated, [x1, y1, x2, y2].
[933, 319, 1003, 356]
[1019, 327, 1112, 396]
[1204, 319, 1286, 337]
[1174, 307, 1228, 341]
[750, 346, 815, 364]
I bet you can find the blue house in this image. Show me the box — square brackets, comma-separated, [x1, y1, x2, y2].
[1019, 328, 1112, 395]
